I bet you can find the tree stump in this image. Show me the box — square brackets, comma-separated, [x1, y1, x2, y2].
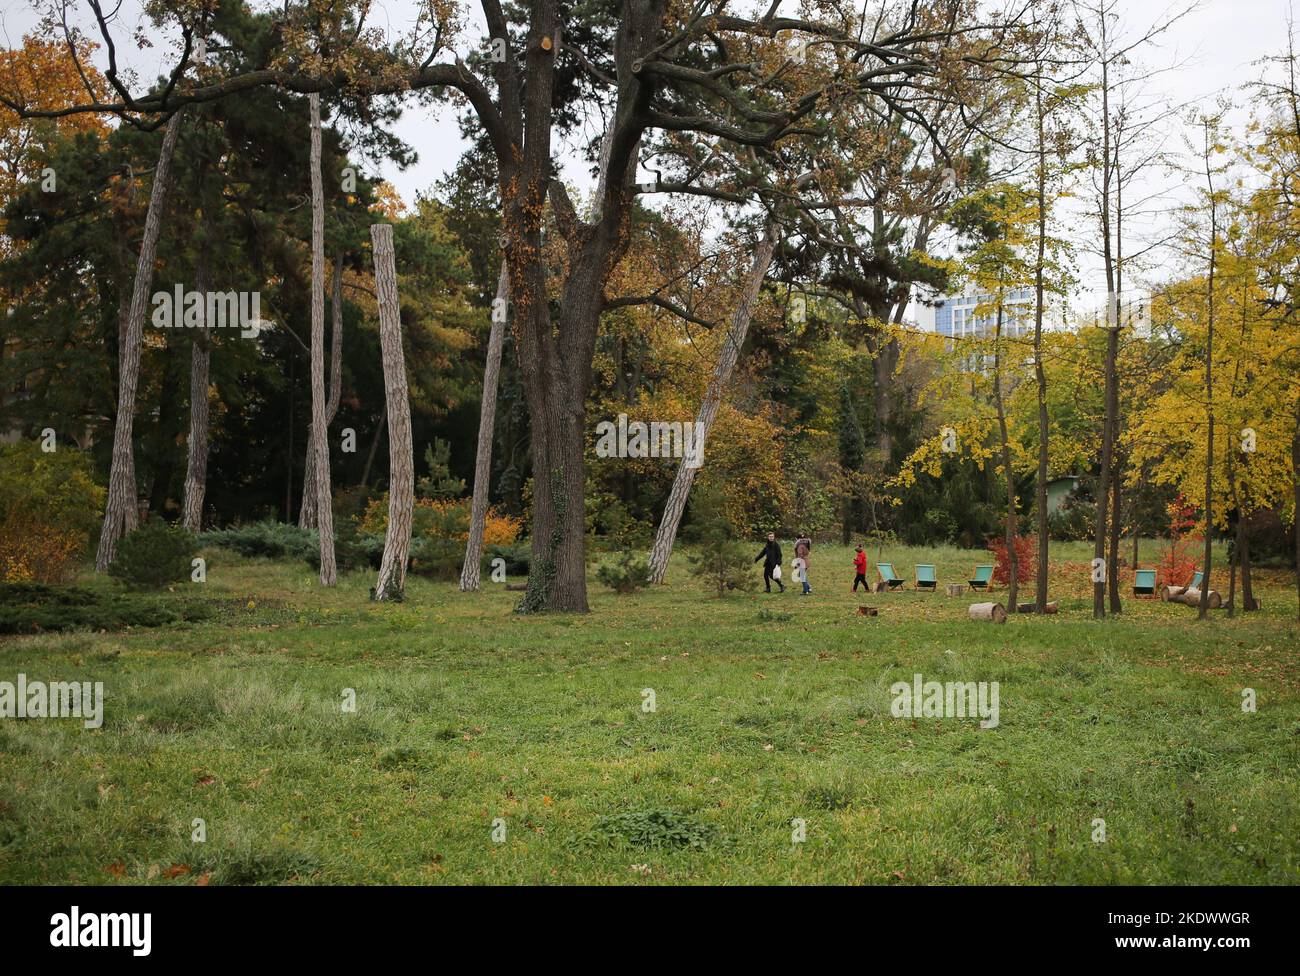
[969, 602, 1007, 623]
[856, 606, 878, 617]
[946, 583, 965, 597]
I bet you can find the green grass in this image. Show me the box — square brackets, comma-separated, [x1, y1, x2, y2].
[1, 541, 1298, 885]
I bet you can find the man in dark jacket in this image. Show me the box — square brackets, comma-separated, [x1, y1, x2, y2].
[754, 532, 784, 592]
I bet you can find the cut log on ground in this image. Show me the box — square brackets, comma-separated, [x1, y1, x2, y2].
[969, 602, 1007, 623]
[1160, 584, 1186, 602]
[1172, 587, 1222, 609]
[946, 583, 965, 596]
[856, 606, 878, 617]
[1017, 601, 1058, 614]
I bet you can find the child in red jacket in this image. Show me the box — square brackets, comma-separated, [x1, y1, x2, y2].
[853, 546, 869, 592]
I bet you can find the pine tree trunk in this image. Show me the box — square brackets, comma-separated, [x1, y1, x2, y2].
[95, 111, 184, 570]
[300, 251, 345, 528]
[994, 300, 1018, 610]
[370, 223, 413, 601]
[1033, 89, 1050, 612]
[114, 263, 139, 534]
[460, 260, 510, 591]
[308, 93, 336, 586]
[181, 214, 213, 533]
[361, 402, 387, 488]
[647, 228, 776, 583]
[1198, 123, 1217, 621]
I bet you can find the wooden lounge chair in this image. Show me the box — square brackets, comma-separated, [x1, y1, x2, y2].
[1134, 568, 1157, 596]
[968, 564, 994, 592]
[915, 564, 937, 591]
[877, 563, 905, 590]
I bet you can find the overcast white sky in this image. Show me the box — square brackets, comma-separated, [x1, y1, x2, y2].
[1, 0, 1296, 307]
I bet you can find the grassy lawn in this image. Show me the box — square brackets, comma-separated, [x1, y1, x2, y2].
[2, 541, 1299, 885]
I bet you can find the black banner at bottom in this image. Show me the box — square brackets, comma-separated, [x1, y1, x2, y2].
[0, 884, 1284, 963]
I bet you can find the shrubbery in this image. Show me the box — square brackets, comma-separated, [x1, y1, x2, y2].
[0, 441, 104, 583]
[595, 550, 650, 594]
[108, 520, 199, 588]
[1047, 499, 1096, 541]
[199, 521, 317, 560]
[0, 582, 213, 634]
[687, 488, 756, 597]
[360, 496, 522, 578]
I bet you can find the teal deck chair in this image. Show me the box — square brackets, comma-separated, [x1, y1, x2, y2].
[915, 564, 937, 591]
[877, 563, 905, 590]
[1134, 569, 1157, 596]
[1190, 570, 1204, 590]
[968, 564, 994, 591]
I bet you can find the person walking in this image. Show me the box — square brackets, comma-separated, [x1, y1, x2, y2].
[794, 532, 812, 594]
[754, 531, 784, 593]
[853, 544, 869, 591]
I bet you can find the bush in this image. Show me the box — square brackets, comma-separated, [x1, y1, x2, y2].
[0, 441, 104, 583]
[0, 582, 213, 634]
[989, 533, 1036, 586]
[361, 496, 523, 578]
[1047, 499, 1096, 541]
[687, 488, 757, 597]
[595, 550, 650, 594]
[199, 521, 317, 560]
[304, 517, 373, 574]
[108, 520, 198, 589]
[485, 543, 530, 576]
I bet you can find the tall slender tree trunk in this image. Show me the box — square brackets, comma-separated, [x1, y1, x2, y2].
[460, 260, 510, 591]
[370, 224, 413, 601]
[1033, 88, 1050, 612]
[1092, 21, 1118, 619]
[95, 111, 184, 570]
[300, 251, 345, 528]
[994, 298, 1018, 610]
[360, 403, 386, 488]
[1198, 120, 1218, 621]
[182, 212, 214, 533]
[308, 93, 336, 585]
[647, 228, 776, 583]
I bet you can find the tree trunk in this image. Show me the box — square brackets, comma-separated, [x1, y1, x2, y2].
[361, 402, 387, 488]
[1033, 88, 1050, 612]
[994, 299, 1018, 610]
[370, 223, 413, 601]
[308, 93, 336, 585]
[1198, 121, 1217, 622]
[95, 110, 184, 570]
[181, 213, 214, 533]
[300, 251, 346, 528]
[647, 227, 776, 583]
[460, 260, 510, 591]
